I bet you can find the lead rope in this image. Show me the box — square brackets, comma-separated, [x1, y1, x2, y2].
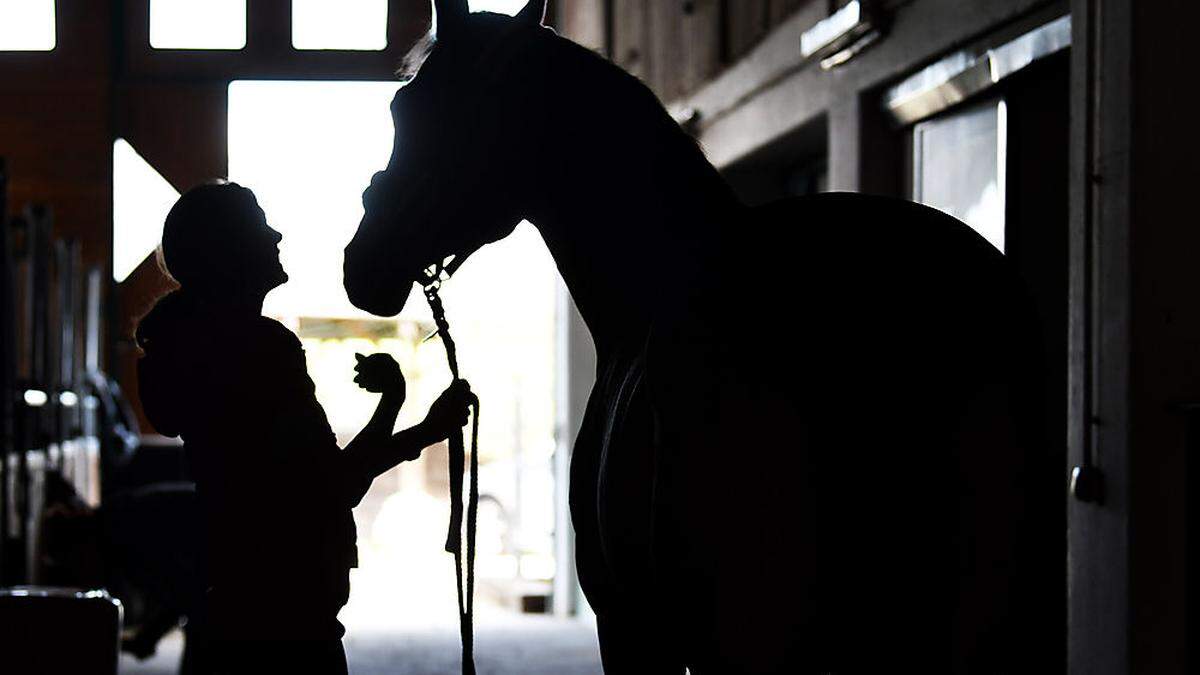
[423, 274, 480, 675]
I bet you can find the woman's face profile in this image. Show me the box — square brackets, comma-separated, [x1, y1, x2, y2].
[164, 183, 289, 299]
[244, 200, 288, 291]
[224, 193, 288, 295]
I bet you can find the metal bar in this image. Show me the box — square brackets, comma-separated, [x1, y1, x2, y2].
[884, 14, 1071, 126]
[0, 157, 9, 584]
[1067, 0, 1133, 671]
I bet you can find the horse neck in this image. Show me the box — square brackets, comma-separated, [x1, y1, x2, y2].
[520, 40, 742, 363]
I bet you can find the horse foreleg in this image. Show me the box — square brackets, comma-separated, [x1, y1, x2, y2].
[596, 611, 687, 674]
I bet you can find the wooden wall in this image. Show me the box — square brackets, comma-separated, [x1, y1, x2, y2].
[559, 0, 826, 104]
[0, 1, 115, 278]
[4, 0, 441, 432]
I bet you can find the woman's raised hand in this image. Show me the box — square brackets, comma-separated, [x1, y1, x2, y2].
[353, 352, 406, 400]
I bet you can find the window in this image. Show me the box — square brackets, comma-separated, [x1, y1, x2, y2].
[112, 140, 180, 282]
[292, 0, 387, 51]
[433, 0, 530, 34]
[0, 0, 56, 51]
[150, 0, 246, 50]
[470, 0, 529, 13]
[913, 100, 1007, 252]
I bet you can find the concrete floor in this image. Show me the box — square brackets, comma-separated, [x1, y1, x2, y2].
[119, 614, 604, 675]
[120, 515, 605, 674]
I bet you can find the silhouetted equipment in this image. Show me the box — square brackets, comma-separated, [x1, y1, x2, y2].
[0, 161, 132, 673]
[0, 587, 122, 674]
[424, 273, 481, 675]
[1, 165, 106, 587]
[0, 158, 10, 582]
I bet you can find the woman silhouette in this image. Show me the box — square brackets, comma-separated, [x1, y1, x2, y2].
[137, 182, 470, 674]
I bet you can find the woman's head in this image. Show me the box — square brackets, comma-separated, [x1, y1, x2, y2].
[161, 182, 287, 297]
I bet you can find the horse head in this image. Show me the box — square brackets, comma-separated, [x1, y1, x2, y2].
[344, 0, 549, 316]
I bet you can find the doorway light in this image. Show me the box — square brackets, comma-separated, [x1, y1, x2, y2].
[227, 80, 401, 319]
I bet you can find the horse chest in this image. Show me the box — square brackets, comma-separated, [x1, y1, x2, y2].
[570, 349, 660, 605]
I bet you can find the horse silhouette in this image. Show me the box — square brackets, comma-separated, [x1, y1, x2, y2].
[344, 1, 1058, 672]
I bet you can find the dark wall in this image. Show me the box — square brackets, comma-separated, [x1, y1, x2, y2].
[0, 1, 115, 277]
[6, 0, 460, 433]
[561, 0, 827, 104]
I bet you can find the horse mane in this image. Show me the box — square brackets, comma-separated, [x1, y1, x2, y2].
[536, 28, 736, 207]
[401, 16, 727, 201]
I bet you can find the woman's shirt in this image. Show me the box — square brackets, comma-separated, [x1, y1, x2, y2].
[139, 305, 364, 599]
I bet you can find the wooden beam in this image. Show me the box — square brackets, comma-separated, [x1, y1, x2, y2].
[1066, 2, 1130, 673]
[684, 0, 1055, 169]
[116, 83, 229, 191]
[1068, 0, 1200, 673]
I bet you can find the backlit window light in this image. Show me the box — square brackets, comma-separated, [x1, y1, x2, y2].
[433, 0, 527, 35]
[113, 139, 180, 282]
[293, 0, 387, 51]
[471, 0, 528, 14]
[0, 0, 56, 51]
[913, 101, 1007, 253]
[150, 0, 246, 50]
[228, 80, 401, 319]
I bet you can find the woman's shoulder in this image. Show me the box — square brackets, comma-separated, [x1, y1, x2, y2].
[252, 316, 302, 346]
[245, 317, 306, 363]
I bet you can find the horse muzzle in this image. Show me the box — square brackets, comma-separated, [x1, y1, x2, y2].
[343, 236, 416, 317]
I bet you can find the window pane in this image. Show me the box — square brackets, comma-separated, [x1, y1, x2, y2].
[292, 0, 387, 51]
[112, 140, 180, 282]
[150, 0, 246, 50]
[0, 0, 56, 51]
[913, 100, 1007, 252]
[470, 0, 528, 14]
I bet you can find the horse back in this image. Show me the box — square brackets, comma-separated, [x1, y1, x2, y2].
[645, 192, 1052, 671]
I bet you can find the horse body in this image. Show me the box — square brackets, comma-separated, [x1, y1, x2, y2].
[345, 3, 1056, 671]
[558, 192, 1046, 673]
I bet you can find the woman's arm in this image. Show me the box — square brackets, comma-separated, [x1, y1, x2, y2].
[353, 381, 472, 479]
[344, 352, 406, 455]
[339, 354, 472, 504]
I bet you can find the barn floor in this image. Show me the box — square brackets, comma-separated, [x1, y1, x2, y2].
[119, 613, 604, 675]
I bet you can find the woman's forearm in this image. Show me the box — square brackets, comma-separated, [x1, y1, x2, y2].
[340, 391, 404, 505]
[339, 381, 467, 505]
[365, 422, 443, 478]
[344, 405, 444, 487]
[358, 391, 403, 445]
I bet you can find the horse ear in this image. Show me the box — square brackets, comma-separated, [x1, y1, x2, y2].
[515, 0, 547, 25]
[435, 0, 469, 35]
